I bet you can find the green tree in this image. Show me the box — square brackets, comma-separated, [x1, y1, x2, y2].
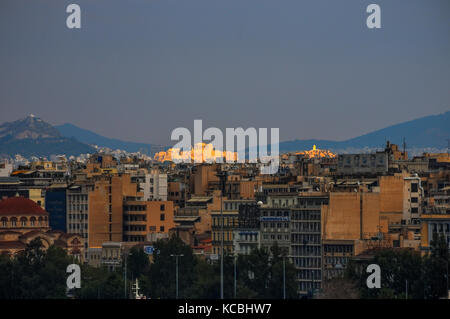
[186, 258, 220, 298]
[1, 238, 75, 299]
[268, 244, 297, 299]
[422, 233, 449, 299]
[346, 248, 423, 299]
[75, 264, 125, 299]
[0, 253, 15, 299]
[126, 245, 151, 290]
[236, 244, 297, 298]
[142, 234, 196, 298]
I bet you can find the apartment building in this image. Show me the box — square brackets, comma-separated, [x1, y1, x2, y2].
[67, 174, 142, 262]
[233, 203, 261, 255]
[123, 200, 175, 242]
[212, 199, 256, 256]
[292, 193, 328, 297]
[67, 182, 92, 256]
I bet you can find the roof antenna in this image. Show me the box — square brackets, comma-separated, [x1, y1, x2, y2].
[403, 137, 406, 156]
[447, 138, 449, 156]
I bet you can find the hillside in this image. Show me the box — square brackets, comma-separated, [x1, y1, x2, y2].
[279, 111, 450, 152]
[0, 115, 95, 158]
[56, 123, 154, 155]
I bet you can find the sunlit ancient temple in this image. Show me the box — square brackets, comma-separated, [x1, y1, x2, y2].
[154, 143, 238, 163]
[295, 145, 336, 158]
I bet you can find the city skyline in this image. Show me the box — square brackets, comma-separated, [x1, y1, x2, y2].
[1, 0, 449, 145]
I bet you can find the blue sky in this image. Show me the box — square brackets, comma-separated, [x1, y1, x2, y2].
[1, 0, 449, 144]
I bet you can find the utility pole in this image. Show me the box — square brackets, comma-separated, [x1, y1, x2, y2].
[123, 252, 128, 299]
[217, 168, 227, 299]
[406, 279, 408, 299]
[447, 139, 450, 156]
[282, 255, 293, 299]
[221, 190, 224, 299]
[234, 255, 237, 299]
[283, 257, 286, 299]
[446, 260, 449, 299]
[403, 137, 406, 157]
[170, 254, 184, 299]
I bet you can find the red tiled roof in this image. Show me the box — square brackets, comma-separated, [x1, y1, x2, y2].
[0, 197, 48, 216]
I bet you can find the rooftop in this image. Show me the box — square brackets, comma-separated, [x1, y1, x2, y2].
[0, 197, 48, 216]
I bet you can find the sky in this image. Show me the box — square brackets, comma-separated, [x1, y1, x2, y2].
[0, 0, 449, 145]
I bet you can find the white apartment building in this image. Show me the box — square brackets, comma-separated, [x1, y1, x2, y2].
[142, 172, 168, 201]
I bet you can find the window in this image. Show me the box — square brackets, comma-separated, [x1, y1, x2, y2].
[160, 204, 165, 211]
[160, 226, 164, 232]
[411, 183, 418, 193]
[160, 213, 165, 221]
[411, 197, 418, 203]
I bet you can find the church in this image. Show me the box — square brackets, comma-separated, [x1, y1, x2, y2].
[0, 196, 84, 261]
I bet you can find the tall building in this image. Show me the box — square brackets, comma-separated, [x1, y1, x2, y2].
[123, 200, 175, 242]
[291, 193, 328, 297]
[67, 182, 92, 256]
[233, 203, 261, 255]
[212, 199, 255, 255]
[67, 174, 141, 261]
[45, 187, 67, 232]
[142, 171, 168, 201]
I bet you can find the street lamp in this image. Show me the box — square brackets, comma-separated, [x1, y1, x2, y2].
[170, 254, 184, 299]
[123, 251, 132, 299]
[283, 257, 286, 299]
[234, 254, 237, 299]
[444, 259, 449, 299]
[282, 255, 293, 299]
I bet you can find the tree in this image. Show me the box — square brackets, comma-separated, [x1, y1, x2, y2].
[422, 233, 449, 299]
[75, 264, 124, 299]
[268, 243, 297, 299]
[346, 248, 423, 299]
[142, 234, 197, 298]
[0, 238, 75, 299]
[185, 258, 220, 299]
[317, 278, 359, 299]
[0, 253, 15, 299]
[236, 244, 297, 299]
[127, 245, 151, 286]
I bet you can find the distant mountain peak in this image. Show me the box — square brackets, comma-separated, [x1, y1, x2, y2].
[279, 110, 450, 152]
[0, 116, 95, 158]
[0, 115, 61, 140]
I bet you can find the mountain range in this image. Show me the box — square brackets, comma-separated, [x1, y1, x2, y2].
[0, 111, 448, 158]
[55, 123, 154, 155]
[278, 111, 450, 152]
[0, 115, 95, 158]
[56, 111, 449, 154]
